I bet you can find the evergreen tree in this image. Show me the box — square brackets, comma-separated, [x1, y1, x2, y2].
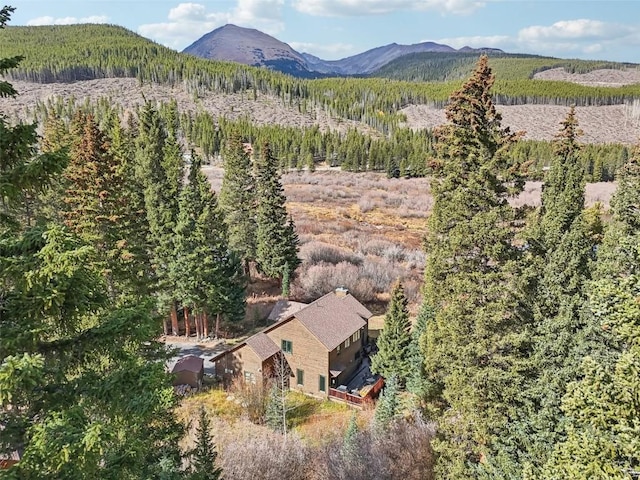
[342, 412, 359, 460]
[370, 281, 412, 387]
[61, 112, 151, 300]
[219, 133, 256, 274]
[255, 142, 300, 282]
[135, 103, 182, 334]
[407, 302, 433, 401]
[373, 375, 400, 431]
[265, 354, 290, 436]
[174, 154, 246, 338]
[189, 407, 223, 480]
[512, 108, 601, 475]
[265, 382, 286, 435]
[543, 153, 640, 477]
[421, 55, 526, 478]
[0, 16, 184, 476]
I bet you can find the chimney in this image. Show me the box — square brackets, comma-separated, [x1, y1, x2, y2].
[335, 287, 349, 298]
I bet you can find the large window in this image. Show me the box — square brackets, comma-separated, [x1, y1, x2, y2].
[297, 369, 304, 386]
[281, 339, 293, 354]
[319, 375, 326, 392]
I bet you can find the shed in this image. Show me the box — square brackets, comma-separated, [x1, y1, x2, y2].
[172, 355, 204, 388]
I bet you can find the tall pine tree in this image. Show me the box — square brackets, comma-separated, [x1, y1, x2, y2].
[542, 147, 640, 478]
[135, 103, 183, 334]
[421, 55, 527, 478]
[513, 108, 602, 476]
[174, 154, 246, 338]
[0, 12, 184, 476]
[370, 281, 412, 387]
[255, 142, 300, 284]
[219, 133, 257, 275]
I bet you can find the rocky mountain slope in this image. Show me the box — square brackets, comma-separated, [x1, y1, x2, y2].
[183, 24, 310, 76]
[182, 24, 504, 76]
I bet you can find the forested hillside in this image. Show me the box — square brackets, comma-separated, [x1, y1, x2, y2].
[2, 24, 640, 134]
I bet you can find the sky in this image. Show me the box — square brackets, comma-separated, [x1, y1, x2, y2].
[11, 1, 640, 63]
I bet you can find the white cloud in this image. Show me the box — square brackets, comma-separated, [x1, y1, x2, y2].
[292, 0, 483, 17]
[138, 1, 284, 51]
[26, 15, 109, 26]
[438, 20, 640, 59]
[435, 35, 511, 50]
[516, 19, 640, 57]
[289, 41, 355, 58]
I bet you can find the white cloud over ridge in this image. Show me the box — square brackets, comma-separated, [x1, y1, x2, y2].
[27, 15, 109, 26]
[138, 1, 284, 51]
[440, 19, 640, 58]
[292, 0, 484, 17]
[289, 41, 354, 58]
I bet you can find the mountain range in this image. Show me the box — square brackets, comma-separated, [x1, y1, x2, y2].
[182, 24, 503, 77]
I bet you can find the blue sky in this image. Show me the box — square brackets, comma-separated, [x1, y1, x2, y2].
[11, 1, 640, 62]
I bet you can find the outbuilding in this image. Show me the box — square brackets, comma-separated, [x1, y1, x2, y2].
[171, 355, 204, 389]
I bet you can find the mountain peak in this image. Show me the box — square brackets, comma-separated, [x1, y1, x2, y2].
[183, 25, 504, 77]
[182, 24, 311, 76]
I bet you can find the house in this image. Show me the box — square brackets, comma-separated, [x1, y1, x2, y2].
[211, 288, 374, 399]
[172, 355, 204, 388]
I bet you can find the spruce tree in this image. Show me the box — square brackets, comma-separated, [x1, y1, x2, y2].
[421, 55, 526, 478]
[543, 150, 640, 477]
[255, 142, 300, 282]
[189, 407, 223, 480]
[513, 108, 601, 475]
[342, 412, 359, 460]
[407, 302, 433, 401]
[219, 133, 257, 274]
[174, 154, 246, 338]
[0, 15, 184, 476]
[135, 103, 182, 334]
[61, 112, 151, 300]
[373, 375, 400, 431]
[265, 382, 286, 435]
[370, 281, 412, 387]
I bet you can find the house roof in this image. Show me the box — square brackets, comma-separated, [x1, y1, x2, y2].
[210, 290, 372, 363]
[291, 291, 372, 351]
[172, 355, 204, 373]
[267, 299, 307, 323]
[245, 332, 280, 361]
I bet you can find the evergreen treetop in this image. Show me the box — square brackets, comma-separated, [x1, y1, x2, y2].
[370, 281, 412, 387]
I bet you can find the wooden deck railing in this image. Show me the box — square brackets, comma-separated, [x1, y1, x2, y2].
[328, 377, 385, 406]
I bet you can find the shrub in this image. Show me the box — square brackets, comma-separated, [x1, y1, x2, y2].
[300, 241, 363, 266]
[320, 414, 436, 480]
[219, 428, 312, 480]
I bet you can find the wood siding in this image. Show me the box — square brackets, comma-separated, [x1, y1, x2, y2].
[266, 318, 329, 397]
[328, 325, 367, 387]
[213, 344, 262, 384]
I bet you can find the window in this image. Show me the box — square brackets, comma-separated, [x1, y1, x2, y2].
[244, 371, 255, 384]
[281, 339, 293, 354]
[336, 344, 341, 355]
[296, 369, 304, 386]
[352, 330, 360, 342]
[344, 337, 350, 348]
[319, 375, 326, 392]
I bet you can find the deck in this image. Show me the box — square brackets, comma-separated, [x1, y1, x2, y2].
[328, 358, 384, 406]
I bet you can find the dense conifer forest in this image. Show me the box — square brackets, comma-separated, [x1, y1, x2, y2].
[1, 7, 639, 479]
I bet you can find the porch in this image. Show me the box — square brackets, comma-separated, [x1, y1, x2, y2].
[328, 358, 384, 407]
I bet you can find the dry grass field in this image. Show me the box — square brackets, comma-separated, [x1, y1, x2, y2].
[1, 72, 628, 313]
[203, 166, 616, 316]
